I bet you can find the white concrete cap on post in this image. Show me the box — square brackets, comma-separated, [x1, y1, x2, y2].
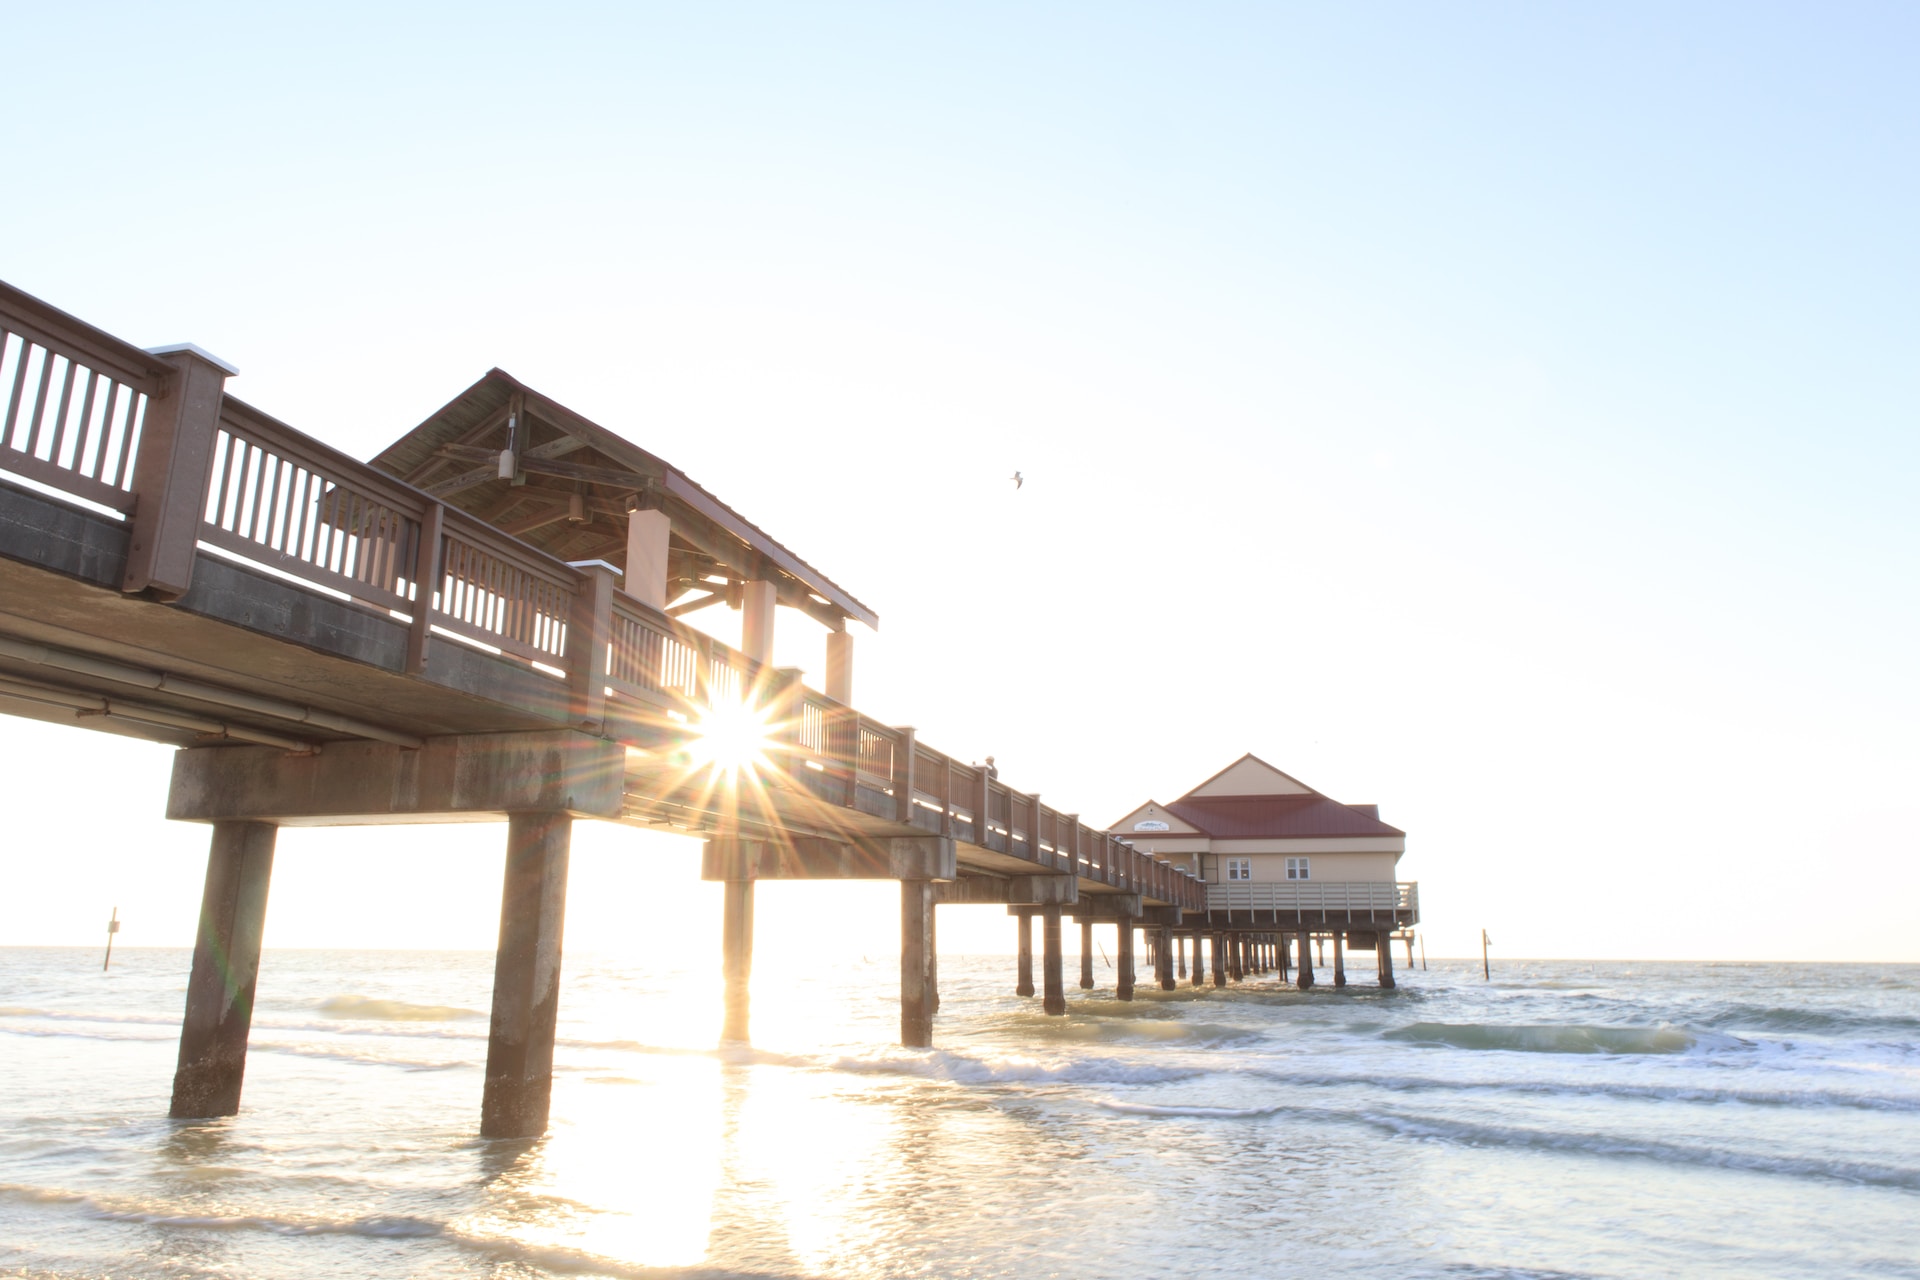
[146, 343, 240, 376]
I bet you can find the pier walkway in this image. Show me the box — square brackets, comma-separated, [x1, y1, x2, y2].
[0, 280, 1407, 1137]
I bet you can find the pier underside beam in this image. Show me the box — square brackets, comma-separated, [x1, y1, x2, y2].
[167, 732, 627, 825]
[171, 820, 277, 1119]
[701, 835, 954, 882]
[482, 811, 572, 1138]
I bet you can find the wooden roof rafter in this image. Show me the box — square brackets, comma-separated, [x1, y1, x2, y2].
[367, 369, 877, 632]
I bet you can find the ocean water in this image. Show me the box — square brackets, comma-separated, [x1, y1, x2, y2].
[1, 948, 1916, 1280]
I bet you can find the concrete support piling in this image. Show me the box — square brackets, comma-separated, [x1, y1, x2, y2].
[1280, 932, 1291, 981]
[1377, 930, 1396, 989]
[1041, 904, 1066, 1015]
[720, 878, 755, 1043]
[900, 880, 935, 1046]
[1079, 919, 1095, 989]
[1296, 929, 1316, 991]
[1191, 930, 1206, 987]
[1176, 933, 1187, 980]
[1116, 921, 1136, 1001]
[929, 906, 940, 1013]
[1334, 932, 1347, 988]
[1015, 909, 1035, 997]
[1157, 927, 1176, 991]
[482, 811, 573, 1138]
[170, 820, 277, 1119]
[1211, 932, 1226, 987]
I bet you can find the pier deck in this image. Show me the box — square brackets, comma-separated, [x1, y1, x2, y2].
[0, 279, 1407, 1138]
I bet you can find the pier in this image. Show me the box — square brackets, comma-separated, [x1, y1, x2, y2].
[0, 280, 1413, 1138]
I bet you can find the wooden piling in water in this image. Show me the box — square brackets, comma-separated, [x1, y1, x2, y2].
[720, 877, 754, 1044]
[1116, 920, 1136, 1001]
[1079, 918, 1095, 989]
[1377, 929, 1396, 989]
[901, 880, 935, 1045]
[1295, 929, 1315, 991]
[1211, 932, 1226, 987]
[1041, 904, 1066, 1015]
[482, 811, 573, 1138]
[1333, 932, 1347, 987]
[1016, 908, 1035, 997]
[171, 820, 276, 1119]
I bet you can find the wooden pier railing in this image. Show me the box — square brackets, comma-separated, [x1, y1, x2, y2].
[1206, 881, 1419, 921]
[0, 279, 1205, 910]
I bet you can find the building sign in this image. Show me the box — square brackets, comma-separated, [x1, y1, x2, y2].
[1133, 819, 1171, 832]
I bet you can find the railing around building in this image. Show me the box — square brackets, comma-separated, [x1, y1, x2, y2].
[1206, 881, 1418, 921]
[0, 279, 1206, 911]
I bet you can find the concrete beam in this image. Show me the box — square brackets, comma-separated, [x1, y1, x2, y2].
[166, 731, 626, 825]
[929, 874, 1016, 906]
[1070, 893, 1143, 921]
[998, 874, 1077, 907]
[701, 835, 954, 882]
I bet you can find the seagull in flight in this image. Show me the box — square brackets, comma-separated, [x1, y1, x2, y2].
[1010, 471, 1023, 490]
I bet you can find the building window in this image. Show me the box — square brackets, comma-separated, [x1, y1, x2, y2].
[1286, 857, 1310, 881]
[1225, 857, 1252, 881]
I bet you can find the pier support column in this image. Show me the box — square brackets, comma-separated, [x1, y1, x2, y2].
[1210, 932, 1225, 987]
[1015, 909, 1035, 997]
[1296, 930, 1316, 991]
[1280, 932, 1291, 981]
[1116, 921, 1136, 1001]
[721, 878, 754, 1043]
[1377, 930, 1396, 989]
[1191, 930, 1205, 987]
[1334, 932, 1347, 988]
[171, 820, 277, 1119]
[1041, 905, 1067, 1015]
[930, 906, 940, 1013]
[901, 880, 935, 1046]
[1157, 927, 1176, 991]
[1079, 919, 1095, 989]
[1175, 933, 1186, 980]
[482, 811, 573, 1138]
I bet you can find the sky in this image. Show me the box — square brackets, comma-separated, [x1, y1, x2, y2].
[1, 2, 1915, 962]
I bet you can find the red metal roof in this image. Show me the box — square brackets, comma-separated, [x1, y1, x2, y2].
[1162, 794, 1404, 840]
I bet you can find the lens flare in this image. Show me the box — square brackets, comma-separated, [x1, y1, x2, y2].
[690, 698, 773, 778]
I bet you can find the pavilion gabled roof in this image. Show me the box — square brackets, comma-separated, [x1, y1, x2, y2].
[1114, 753, 1403, 840]
[368, 370, 876, 631]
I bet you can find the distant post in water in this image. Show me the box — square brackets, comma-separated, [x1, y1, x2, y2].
[1482, 928, 1492, 981]
[102, 906, 120, 972]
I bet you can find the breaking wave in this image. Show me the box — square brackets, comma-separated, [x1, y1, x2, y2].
[1384, 1022, 1698, 1055]
[317, 995, 484, 1022]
